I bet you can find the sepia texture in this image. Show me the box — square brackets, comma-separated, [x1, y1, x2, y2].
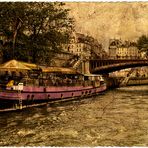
[66, 2, 148, 50]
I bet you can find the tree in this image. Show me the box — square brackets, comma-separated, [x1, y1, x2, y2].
[137, 35, 148, 58]
[0, 2, 74, 65]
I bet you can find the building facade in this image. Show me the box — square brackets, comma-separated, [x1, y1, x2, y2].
[62, 32, 109, 74]
[109, 39, 140, 59]
[62, 32, 108, 60]
[62, 32, 91, 59]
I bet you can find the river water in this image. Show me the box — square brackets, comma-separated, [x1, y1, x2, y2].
[0, 85, 148, 146]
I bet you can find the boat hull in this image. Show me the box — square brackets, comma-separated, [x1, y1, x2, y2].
[0, 84, 107, 111]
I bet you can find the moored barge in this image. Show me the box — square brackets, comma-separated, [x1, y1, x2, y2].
[0, 60, 107, 112]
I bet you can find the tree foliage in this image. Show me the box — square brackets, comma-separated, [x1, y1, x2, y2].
[137, 35, 148, 57]
[0, 2, 74, 65]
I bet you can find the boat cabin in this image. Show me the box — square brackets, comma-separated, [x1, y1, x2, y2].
[83, 74, 105, 87]
[0, 60, 105, 89]
[26, 67, 83, 87]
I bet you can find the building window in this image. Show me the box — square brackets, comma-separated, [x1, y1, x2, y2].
[68, 46, 70, 52]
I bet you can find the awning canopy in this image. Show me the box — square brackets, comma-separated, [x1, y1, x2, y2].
[42, 67, 80, 74]
[21, 61, 38, 69]
[0, 60, 32, 71]
[0, 60, 80, 75]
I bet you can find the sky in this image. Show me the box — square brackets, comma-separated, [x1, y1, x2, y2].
[65, 2, 148, 50]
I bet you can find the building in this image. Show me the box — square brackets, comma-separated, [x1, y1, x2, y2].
[109, 39, 122, 59]
[62, 32, 108, 60]
[109, 39, 147, 78]
[62, 32, 91, 59]
[62, 32, 109, 74]
[109, 39, 140, 59]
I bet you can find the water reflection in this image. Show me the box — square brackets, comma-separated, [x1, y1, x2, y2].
[0, 85, 148, 146]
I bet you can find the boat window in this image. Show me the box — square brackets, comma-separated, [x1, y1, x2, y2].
[28, 69, 41, 79]
[27, 95, 30, 100]
[48, 95, 50, 99]
[84, 76, 89, 81]
[31, 95, 34, 100]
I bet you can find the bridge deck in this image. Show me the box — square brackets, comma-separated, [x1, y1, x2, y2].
[90, 59, 148, 74]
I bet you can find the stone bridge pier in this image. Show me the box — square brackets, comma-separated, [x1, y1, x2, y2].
[81, 59, 90, 74]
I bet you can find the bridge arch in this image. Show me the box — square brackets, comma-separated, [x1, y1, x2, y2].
[91, 61, 148, 74]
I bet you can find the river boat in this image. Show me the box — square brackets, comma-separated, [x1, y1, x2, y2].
[0, 60, 107, 112]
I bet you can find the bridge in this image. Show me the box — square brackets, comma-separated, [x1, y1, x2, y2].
[89, 59, 148, 74]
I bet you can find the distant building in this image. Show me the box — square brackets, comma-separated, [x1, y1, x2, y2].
[62, 32, 91, 59]
[109, 39, 121, 59]
[109, 39, 140, 59]
[62, 32, 108, 60]
[117, 46, 139, 59]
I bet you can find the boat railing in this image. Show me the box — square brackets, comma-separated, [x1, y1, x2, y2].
[21, 79, 94, 87]
[5, 76, 103, 88]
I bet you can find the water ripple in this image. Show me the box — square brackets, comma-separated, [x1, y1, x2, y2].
[0, 85, 148, 146]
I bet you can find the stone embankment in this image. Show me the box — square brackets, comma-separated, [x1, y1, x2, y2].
[105, 77, 148, 89]
[127, 77, 148, 86]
